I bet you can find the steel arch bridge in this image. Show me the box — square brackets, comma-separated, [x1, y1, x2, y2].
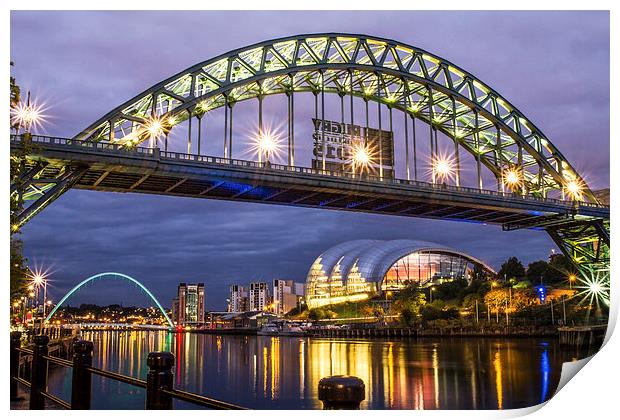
[44, 272, 174, 327]
[10, 33, 609, 286]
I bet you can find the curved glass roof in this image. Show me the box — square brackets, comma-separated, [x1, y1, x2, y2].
[306, 239, 495, 286]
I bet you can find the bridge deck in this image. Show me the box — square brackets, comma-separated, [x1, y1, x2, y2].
[12, 135, 609, 228]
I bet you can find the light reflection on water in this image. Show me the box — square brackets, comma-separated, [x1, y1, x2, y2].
[46, 331, 590, 410]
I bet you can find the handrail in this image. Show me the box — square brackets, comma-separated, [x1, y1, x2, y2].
[85, 366, 147, 388]
[160, 388, 246, 410]
[10, 134, 610, 210]
[41, 391, 71, 409]
[11, 339, 244, 410]
[42, 354, 72, 368]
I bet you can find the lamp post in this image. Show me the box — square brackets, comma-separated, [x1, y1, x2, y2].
[430, 287, 436, 304]
[568, 274, 576, 290]
[32, 273, 48, 334]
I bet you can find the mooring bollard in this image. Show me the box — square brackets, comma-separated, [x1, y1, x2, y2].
[146, 352, 175, 409]
[318, 375, 365, 409]
[10, 331, 22, 400]
[30, 335, 50, 410]
[71, 340, 94, 409]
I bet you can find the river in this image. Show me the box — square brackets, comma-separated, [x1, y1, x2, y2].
[45, 330, 593, 409]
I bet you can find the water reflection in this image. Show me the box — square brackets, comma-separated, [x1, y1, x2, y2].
[47, 331, 594, 410]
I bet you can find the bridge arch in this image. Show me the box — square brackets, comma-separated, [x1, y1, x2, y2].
[76, 33, 597, 203]
[45, 272, 174, 327]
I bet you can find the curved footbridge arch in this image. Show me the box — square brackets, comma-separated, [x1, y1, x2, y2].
[44, 272, 174, 328]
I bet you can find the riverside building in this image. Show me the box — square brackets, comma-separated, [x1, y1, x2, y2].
[305, 239, 496, 308]
[172, 283, 205, 325]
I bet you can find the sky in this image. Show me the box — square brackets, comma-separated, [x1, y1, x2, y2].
[10, 11, 610, 311]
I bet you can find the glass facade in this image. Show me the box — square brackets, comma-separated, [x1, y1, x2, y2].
[305, 240, 495, 308]
[382, 251, 470, 290]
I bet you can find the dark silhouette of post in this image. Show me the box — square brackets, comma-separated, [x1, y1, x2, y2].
[71, 340, 93, 409]
[318, 375, 365, 409]
[30, 335, 49, 409]
[10, 331, 22, 400]
[146, 352, 174, 409]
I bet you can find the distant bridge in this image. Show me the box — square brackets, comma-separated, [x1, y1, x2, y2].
[61, 323, 170, 331]
[11, 33, 609, 284]
[44, 272, 174, 328]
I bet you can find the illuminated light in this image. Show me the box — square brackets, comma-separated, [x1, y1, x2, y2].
[167, 115, 178, 126]
[575, 267, 610, 308]
[145, 118, 164, 138]
[353, 144, 370, 165]
[430, 154, 456, 184]
[11, 224, 19, 232]
[28, 266, 53, 289]
[258, 134, 278, 155]
[250, 125, 284, 163]
[565, 179, 584, 200]
[13, 302, 19, 308]
[502, 168, 522, 188]
[10, 97, 48, 132]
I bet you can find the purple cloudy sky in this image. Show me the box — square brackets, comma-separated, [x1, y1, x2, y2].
[10, 11, 609, 311]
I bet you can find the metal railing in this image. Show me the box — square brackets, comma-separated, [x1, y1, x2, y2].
[10, 332, 245, 410]
[10, 134, 609, 211]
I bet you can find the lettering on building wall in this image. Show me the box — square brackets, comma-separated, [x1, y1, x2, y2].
[311, 118, 394, 177]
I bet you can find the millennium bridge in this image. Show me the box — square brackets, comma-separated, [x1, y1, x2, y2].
[10, 33, 609, 283]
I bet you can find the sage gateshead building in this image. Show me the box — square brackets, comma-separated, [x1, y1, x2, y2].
[305, 240, 496, 308]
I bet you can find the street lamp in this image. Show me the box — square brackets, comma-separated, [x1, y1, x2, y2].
[144, 116, 165, 148]
[430, 286, 436, 304]
[10, 91, 46, 134]
[29, 269, 49, 334]
[502, 167, 522, 193]
[431, 156, 455, 184]
[253, 128, 282, 165]
[568, 274, 577, 289]
[351, 142, 373, 177]
[564, 179, 584, 201]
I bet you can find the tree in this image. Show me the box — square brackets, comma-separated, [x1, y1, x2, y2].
[392, 285, 427, 318]
[471, 264, 491, 283]
[10, 238, 29, 299]
[308, 308, 326, 321]
[462, 293, 481, 310]
[400, 308, 416, 327]
[432, 277, 467, 301]
[484, 289, 509, 316]
[9, 64, 30, 301]
[526, 260, 549, 284]
[361, 305, 374, 318]
[498, 257, 525, 281]
[546, 254, 574, 285]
